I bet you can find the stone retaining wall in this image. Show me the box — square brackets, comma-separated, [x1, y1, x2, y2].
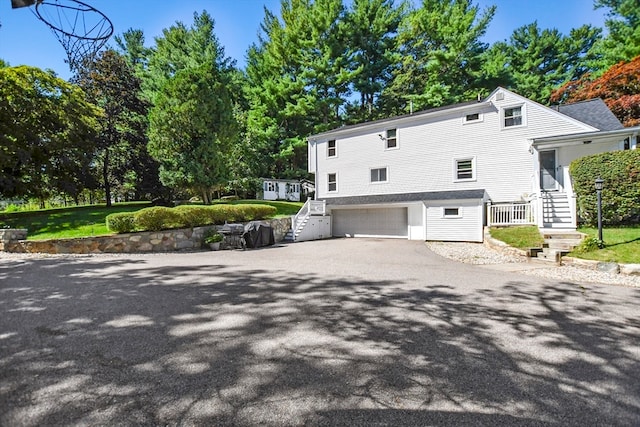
[1, 217, 291, 255]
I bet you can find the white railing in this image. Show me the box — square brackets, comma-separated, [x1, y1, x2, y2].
[488, 202, 535, 226]
[292, 199, 326, 234]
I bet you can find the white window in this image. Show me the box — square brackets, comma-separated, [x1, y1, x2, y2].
[463, 112, 482, 124]
[328, 173, 337, 192]
[370, 167, 388, 183]
[327, 140, 337, 157]
[503, 106, 524, 128]
[385, 128, 397, 149]
[443, 207, 462, 218]
[264, 181, 276, 191]
[454, 157, 475, 181]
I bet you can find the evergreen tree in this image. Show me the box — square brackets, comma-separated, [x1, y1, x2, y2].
[145, 12, 239, 202]
[343, 0, 405, 122]
[382, 0, 495, 113]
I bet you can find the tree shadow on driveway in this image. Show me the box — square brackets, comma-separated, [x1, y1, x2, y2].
[1, 251, 639, 426]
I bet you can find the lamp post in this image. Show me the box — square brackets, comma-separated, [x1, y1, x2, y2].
[595, 177, 604, 245]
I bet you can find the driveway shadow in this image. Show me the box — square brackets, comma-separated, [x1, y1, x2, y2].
[1, 253, 639, 425]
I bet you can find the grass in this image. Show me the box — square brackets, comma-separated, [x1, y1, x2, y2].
[0, 202, 152, 240]
[0, 199, 303, 240]
[570, 226, 640, 264]
[489, 225, 544, 249]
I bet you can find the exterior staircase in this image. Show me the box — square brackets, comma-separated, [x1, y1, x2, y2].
[284, 199, 329, 242]
[541, 191, 573, 229]
[535, 230, 585, 263]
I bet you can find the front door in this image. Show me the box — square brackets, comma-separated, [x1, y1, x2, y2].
[540, 150, 557, 191]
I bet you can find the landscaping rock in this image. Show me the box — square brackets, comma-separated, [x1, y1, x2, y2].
[620, 264, 640, 276]
[597, 262, 620, 274]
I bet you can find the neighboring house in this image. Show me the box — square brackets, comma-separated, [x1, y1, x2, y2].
[291, 87, 638, 243]
[261, 179, 301, 202]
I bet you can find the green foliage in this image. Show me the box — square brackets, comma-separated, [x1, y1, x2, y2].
[570, 226, 640, 263]
[570, 150, 640, 226]
[0, 202, 151, 240]
[75, 49, 160, 205]
[590, 0, 640, 70]
[382, 0, 495, 112]
[572, 236, 602, 253]
[489, 226, 544, 249]
[486, 22, 601, 103]
[203, 228, 224, 244]
[146, 12, 238, 203]
[133, 207, 183, 232]
[106, 212, 137, 233]
[0, 66, 101, 201]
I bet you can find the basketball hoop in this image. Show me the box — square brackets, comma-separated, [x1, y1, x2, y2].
[32, 0, 113, 71]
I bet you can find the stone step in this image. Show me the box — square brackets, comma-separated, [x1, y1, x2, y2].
[544, 239, 583, 250]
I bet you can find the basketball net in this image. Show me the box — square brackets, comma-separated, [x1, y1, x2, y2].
[32, 0, 113, 72]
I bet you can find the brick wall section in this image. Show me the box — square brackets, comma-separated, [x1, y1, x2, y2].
[1, 218, 291, 254]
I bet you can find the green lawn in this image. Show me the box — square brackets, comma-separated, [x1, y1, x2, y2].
[0, 202, 152, 240]
[0, 200, 303, 240]
[489, 225, 544, 249]
[570, 226, 640, 264]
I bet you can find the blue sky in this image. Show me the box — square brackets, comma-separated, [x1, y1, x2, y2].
[0, 0, 608, 81]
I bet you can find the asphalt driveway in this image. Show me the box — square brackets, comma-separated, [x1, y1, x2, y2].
[1, 239, 639, 426]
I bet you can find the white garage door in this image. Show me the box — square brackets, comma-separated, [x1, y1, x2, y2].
[332, 208, 408, 238]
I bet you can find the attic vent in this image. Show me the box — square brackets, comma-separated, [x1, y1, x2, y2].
[495, 92, 504, 101]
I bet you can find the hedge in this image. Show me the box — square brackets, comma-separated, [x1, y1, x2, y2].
[106, 212, 136, 233]
[570, 150, 640, 226]
[106, 204, 277, 233]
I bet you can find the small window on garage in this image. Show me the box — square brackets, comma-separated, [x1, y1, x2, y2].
[443, 207, 462, 218]
[328, 173, 337, 192]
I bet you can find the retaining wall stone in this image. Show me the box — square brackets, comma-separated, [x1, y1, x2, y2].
[0, 217, 291, 255]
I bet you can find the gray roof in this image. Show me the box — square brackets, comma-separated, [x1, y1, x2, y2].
[557, 99, 623, 131]
[321, 189, 487, 206]
[308, 100, 487, 140]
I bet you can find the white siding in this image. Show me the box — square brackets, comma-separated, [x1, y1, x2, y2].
[425, 200, 483, 242]
[312, 89, 595, 203]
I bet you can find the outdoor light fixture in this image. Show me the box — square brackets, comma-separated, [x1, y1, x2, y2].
[595, 177, 604, 245]
[595, 177, 604, 191]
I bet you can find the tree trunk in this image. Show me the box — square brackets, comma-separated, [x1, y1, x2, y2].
[103, 147, 111, 207]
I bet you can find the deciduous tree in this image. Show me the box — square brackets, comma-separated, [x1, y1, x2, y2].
[550, 55, 640, 127]
[0, 66, 100, 204]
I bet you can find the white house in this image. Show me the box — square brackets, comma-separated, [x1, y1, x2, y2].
[261, 178, 302, 201]
[290, 87, 638, 243]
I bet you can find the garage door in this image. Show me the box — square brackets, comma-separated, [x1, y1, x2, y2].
[332, 208, 408, 238]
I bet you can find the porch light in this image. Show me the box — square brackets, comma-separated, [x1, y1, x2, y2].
[595, 177, 604, 246]
[594, 177, 604, 191]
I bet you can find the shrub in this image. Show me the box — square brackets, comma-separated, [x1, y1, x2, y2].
[134, 207, 183, 232]
[573, 236, 602, 253]
[203, 227, 224, 244]
[106, 212, 136, 233]
[174, 205, 215, 227]
[570, 150, 640, 226]
[235, 204, 276, 221]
